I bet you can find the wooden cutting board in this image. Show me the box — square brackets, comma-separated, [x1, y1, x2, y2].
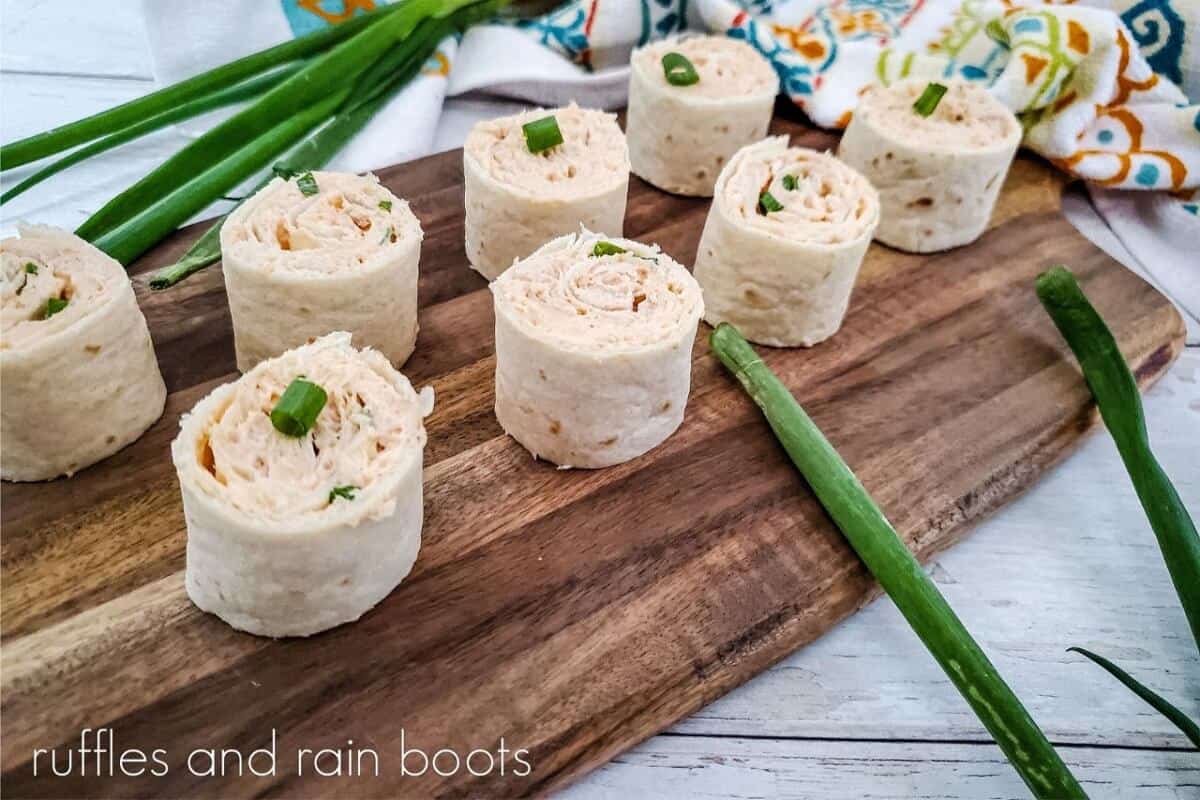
[1, 116, 1185, 799]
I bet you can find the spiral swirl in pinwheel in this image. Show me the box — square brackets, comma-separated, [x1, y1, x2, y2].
[221, 170, 422, 372]
[172, 332, 433, 637]
[1, 225, 166, 481]
[491, 229, 703, 468]
[838, 78, 1021, 253]
[627, 35, 778, 197]
[464, 103, 630, 280]
[693, 137, 880, 348]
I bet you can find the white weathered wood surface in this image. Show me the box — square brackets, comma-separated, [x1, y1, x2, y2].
[2, 3, 1197, 797]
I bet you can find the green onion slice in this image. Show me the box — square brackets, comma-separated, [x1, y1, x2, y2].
[25, 262, 38, 274]
[591, 241, 626, 257]
[296, 172, 319, 196]
[44, 297, 68, 318]
[378, 199, 392, 212]
[522, 115, 563, 154]
[913, 82, 948, 117]
[270, 377, 328, 438]
[662, 52, 699, 86]
[272, 164, 298, 180]
[329, 485, 358, 503]
[782, 174, 798, 191]
[758, 191, 784, 214]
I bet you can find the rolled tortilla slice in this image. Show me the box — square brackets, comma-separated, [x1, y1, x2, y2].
[464, 103, 630, 280]
[693, 137, 880, 347]
[838, 78, 1021, 253]
[221, 170, 422, 372]
[1, 225, 166, 481]
[627, 34, 778, 197]
[173, 332, 433, 637]
[492, 229, 703, 468]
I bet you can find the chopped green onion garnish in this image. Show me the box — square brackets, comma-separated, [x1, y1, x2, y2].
[522, 115, 563, 154]
[380, 225, 394, 244]
[378, 199, 392, 212]
[270, 377, 327, 438]
[43, 297, 68, 318]
[329, 485, 358, 503]
[758, 191, 784, 214]
[661, 52, 699, 86]
[296, 171, 319, 196]
[272, 164, 298, 180]
[782, 174, 798, 192]
[913, 82, 948, 117]
[25, 262, 38, 275]
[591, 241, 626, 257]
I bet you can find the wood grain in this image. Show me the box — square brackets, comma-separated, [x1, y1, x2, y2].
[0, 118, 1186, 799]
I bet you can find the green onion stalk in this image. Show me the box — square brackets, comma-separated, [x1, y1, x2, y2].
[1067, 647, 1199, 748]
[708, 322, 1085, 799]
[1036, 267, 1200, 654]
[148, 7, 479, 289]
[92, 91, 345, 265]
[75, 3, 439, 244]
[1, 65, 304, 205]
[0, 3, 404, 170]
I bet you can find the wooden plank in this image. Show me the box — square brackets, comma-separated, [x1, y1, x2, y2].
[0, 118, 1187, 798]
[566, 736, 1200, 799]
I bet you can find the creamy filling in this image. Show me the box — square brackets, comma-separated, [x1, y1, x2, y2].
[725, 144, 879, 244]
[464, 103, 628, 200]
[492, 231, 702, 353]
[634, 35, 777, 99]
[225, 171, 418, 276]
[863, 78, 1020, 150]
[1, 231, 119, 349]
[196, 336, 428, 520]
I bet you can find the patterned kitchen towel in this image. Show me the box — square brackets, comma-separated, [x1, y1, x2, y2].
[691, 0, 1199, 193]
[141, 0, 1197, 296]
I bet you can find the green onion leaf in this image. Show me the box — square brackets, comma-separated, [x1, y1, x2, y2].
[378, 199, 392, 212]
[1, 66, 302, 207]
[661, 52, 699, 86]
[782, 174, 798, 191]
[380, 225, 395, 244]
[43, 298, 68, 319]
[758, 191, 784, 214]
[0, 4, 403, 171]
[270, 378, 328, 438]
[75, 3, 437, 246]
[708, 322, 1085, 799]
[522, 115, 563, 154]
[148, 14, 459, 290]
[24, 262, 38, 275]
[329, 485, 359, 503]
[296, 171, 319, 196]
[591, 241, 626, 257]
[1037, 266, 1200, 655]
[1067, 647, 1200, 747]
[913, 82, 948, 117]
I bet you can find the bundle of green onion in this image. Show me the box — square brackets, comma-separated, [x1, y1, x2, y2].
[0, 0, 510, 289]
